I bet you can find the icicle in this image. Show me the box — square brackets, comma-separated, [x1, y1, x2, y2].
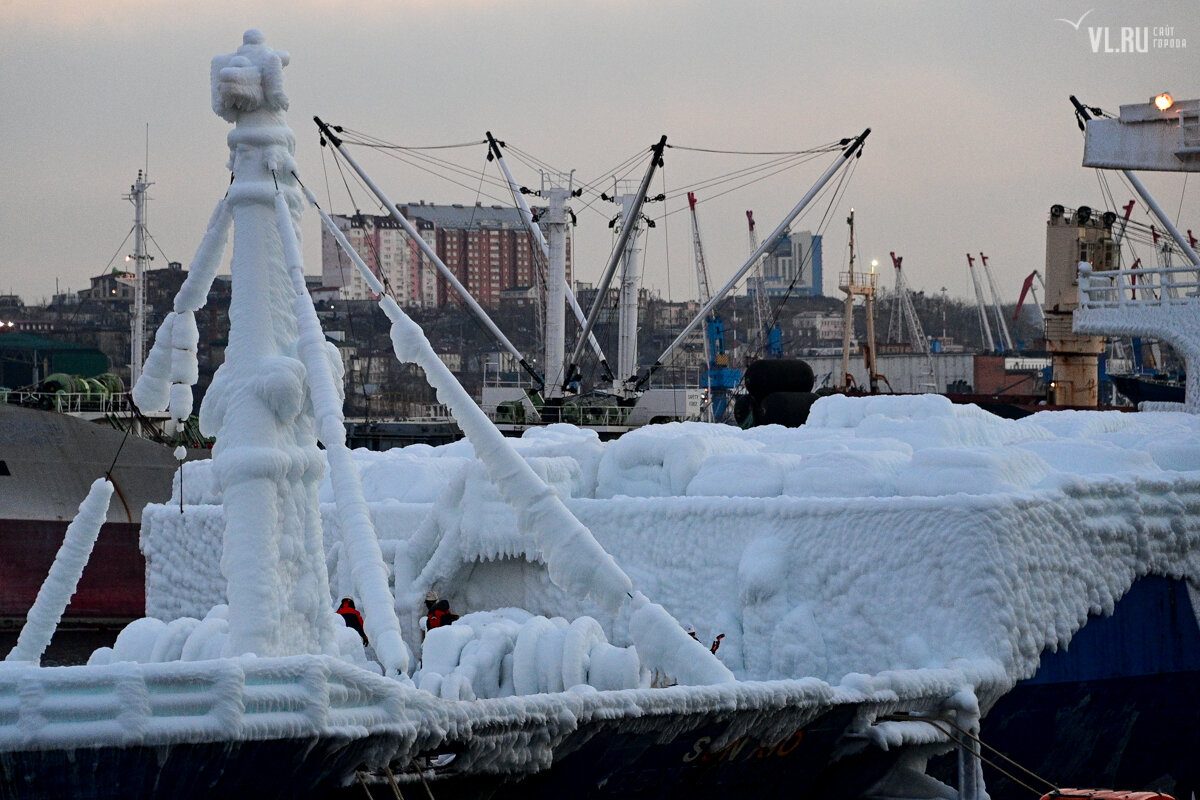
[5, 479, 114, 664]
[132, 198, 231, 416]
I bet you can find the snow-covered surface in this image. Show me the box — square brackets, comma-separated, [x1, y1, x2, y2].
[144, 394, 1200, 711]
[1075, 260, 1200, 413]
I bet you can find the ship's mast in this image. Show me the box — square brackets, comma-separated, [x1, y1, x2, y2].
[127, 169, 152, 385]
[541, 174, 572, 399]
[613, 185, 644, 396]
[839, 209, 856, 388]
[484, 132, 611, 383]
[838, 209, 878, 391]
[566, 135, 667, 393]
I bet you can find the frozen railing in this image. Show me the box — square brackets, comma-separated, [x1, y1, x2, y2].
[1075, 261, 1200, 412]
[1077, 262, 1200, 309]
[0, 655, 406, 750]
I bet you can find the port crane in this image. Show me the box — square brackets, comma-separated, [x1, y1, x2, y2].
[746, 211, 783, 359]
[965, 253, 996, 352]
[1013, 270, 1045, 327]
[888, 252, 937, 390]
[979, 253, 1015, 352]
[688, 192, 741, 419]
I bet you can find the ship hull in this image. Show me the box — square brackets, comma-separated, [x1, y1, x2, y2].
[337, 703, 911, 800]
[0, 519, 144, 624]
[935, 575, 1200, 800]
[0, 734, 401, 800]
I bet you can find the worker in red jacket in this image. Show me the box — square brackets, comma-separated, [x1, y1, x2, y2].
[337, 597, 368, 645]
[426, 599, 458, 631]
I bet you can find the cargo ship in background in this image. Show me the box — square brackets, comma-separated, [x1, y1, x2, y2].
[0, 402, 178, 637]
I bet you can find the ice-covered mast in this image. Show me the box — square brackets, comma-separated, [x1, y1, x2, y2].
[137, 31, 408, 675]
[636, 129, 870, 390]
[315, 118, 544, 391]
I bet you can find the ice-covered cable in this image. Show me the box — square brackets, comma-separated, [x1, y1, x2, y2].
[628, 592, 735, 685]
[5, 479, 114, 664]
[379, 293, 634, 610]
[274, 187, 408, 676]
[175, 199, 234, 313]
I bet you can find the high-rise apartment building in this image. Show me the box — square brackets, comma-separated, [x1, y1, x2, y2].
[320, 202, 571, 309]
[759, 230, 823, 298]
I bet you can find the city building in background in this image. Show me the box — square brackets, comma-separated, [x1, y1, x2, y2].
[758, 230, 822, 298]
[320, 203, 571, 309]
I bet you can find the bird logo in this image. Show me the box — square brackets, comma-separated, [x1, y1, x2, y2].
[1055, 9, 1094, 30]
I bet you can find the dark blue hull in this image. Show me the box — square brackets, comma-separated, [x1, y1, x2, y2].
[937, 575, 1200, 800]
[977, 670, 1200, 800]
[1110, 374, 1186, 405]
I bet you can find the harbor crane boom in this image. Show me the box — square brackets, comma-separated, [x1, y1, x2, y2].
[746, 211, 783, 360]
[689, 192, 713, 306]
[1013, 270, 1045, 325]
[979, 253, 1015, 351]
[966, 253, 996, 352]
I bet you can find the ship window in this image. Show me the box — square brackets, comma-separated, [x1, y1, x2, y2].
[0, 460, 9, 476]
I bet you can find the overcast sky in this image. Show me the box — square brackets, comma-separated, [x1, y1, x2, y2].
[1, 0, 1196, 311]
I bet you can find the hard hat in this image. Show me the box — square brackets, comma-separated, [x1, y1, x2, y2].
[424, 590, 439, 602]
[684, 623, 696, 634]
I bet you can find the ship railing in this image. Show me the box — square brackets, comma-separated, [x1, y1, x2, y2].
[1078, 261, 1200, 309]
[0, 389, 136, 416]
[408, 403, 454, 420]
[483, 360, 540, 389]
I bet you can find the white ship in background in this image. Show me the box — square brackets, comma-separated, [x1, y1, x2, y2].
[3, 32, 1200, 800]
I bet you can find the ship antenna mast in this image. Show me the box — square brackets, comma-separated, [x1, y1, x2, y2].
[127, 129, 153, 386]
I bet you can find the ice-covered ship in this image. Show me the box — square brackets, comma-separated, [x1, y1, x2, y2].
[3, 34, 1200, 800]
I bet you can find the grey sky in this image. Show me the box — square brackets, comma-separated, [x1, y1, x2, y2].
[1, 1, 1195, 310]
